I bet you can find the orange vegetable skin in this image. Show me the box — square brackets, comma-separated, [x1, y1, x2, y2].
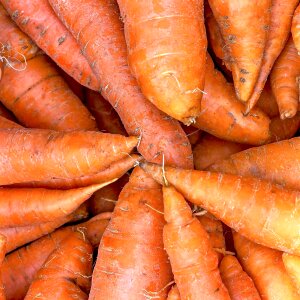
[292, 4, 300, 53]
[209, 137, 300, 190]
[163, 186, 230, 300]
[219, 255, 261, 300]
[271, 37, 300, 119]
[48, 0, 193, 169]
[24, 232, 92, 300]
[0, 128, 137, 185]
[234, 233, 299, 300]
[194, 56, 270, 145]
[89, 168, 172, 300]
[0, 55, 97, 131]
[0, 103, 16, 122]
[208, 0, 271, 102]
[246, 0, 299, 112]
[141, 162, 300, 255]
[282, 253, 300, 294]
[0, 235, 5, 300]
[0, 0, 99, 90]
[0, 116, 21, 129]
[167, 285, 181, 300]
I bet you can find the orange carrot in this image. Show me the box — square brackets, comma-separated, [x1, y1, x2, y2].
[48, 0, 193, 169]
[141, 162, 300, 255]
[0, 55, 97, 131]
[193, 134, 249, 170]
[234, 232, 299, 300]
[0, 0, 99, 90]
[292, 4, 300, 53]
[163, 186, 230, 300]
[282, 253, 300, 294]
[0, 128, 137, 185]
[167, 285, 181, 300]
[0, 103, 15, 121]
[181, 124, 202, 147]
[0, 115, 21, 129]
[90, 168, 172, 299]
[24, 231, 92, 300]
[219, 255, 261, 300]
[209, 137, 300, 190]
[270, 37, 300, 119]
[208, 0, 271, 102]
[0, 235, 5, 300]
[61, 70, 84, 100]
[194, 55, 270, 145]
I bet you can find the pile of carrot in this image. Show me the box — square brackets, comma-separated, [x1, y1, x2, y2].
[0, 0, 299, 299]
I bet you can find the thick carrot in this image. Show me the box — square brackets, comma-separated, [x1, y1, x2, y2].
[0, 235, 5, 300]
[141, 162, 300, 255]
[234, 232, 299, 300]
[282, 253, 300, 294]
[48, 0, 193, 169]
[0, 103, 15, 121]
[193, 134, 248, 170]
[209, 137, 300, 190]
[90, 167, 172, 299]
[219, 255, 261, 300]
[246, 0, 299, 113]
[85, 89, 126, 135]
[194, 55, 270, 145]
[208, 0, 271, 102]
[0, 128, 137, 185]
[0, 115, 21, 129]
[292, 4, 300, 53]
[0, 55, 97, 131]
[270, 37, 300, 119]
[0, 0, 99, 90]
[24, 231, 92, 300]
[163, 186, 230, 300]
[167, 285, 181, 300]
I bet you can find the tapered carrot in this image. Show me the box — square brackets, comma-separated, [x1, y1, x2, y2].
[48, 0, 193, 169]
[0, 55, 97, 131]
[0, 103, 15, 121]
[0, 0, 99, 90]
[194, 56, 270, 145]
[270, 37, 300, 119]
[282, 253, 300, 294]
[292, 4, 300, 53]
[0, 128, 137, 185]
[208, 0, 271, 102]
[25, 231, 92, 300]
[167, 285, 180, 300]
[141, 162, 300, 255]
[90, 168, 172, 299]
[246, 0, 299, 113]
[0, 235, 5, 300]
[193, 134, 248, 170]
[234, 232, 299, 300]
[163, 186, 230, 300]
[219, 255, 261, 300]
[209, 137, 300, 190]
[0, 116, 21, 129]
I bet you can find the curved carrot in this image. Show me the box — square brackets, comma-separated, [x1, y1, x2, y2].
[48, 0, 193, 169]
[282, 253, 300, 294]
[0, 235, 5, 300]
[163, 186, 230, 300]
[292, 4, 300, 53]
[0, 55, 97, 131]
[270, 37, 300, 119]
[194, 56, 271, 145]
[208, 0, 271, 102]
[90, 168, 172, 299]
[246, 0, 299, 113]
[167, 285, 181, 300]
[0, 128, 137, 185]
[234, 232, 299, 300]
[219, 255, 261, 300]
[24, 231, 92, 300]
[0, 115, 21, 129]
[141, 162, 300, 255]
[0, 0, 99, 90]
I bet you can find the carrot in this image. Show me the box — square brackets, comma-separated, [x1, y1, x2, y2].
[292, 3, 300, 54]
[0, 115, 21, 129]
[270, 37, 300, 119]
[0, 235, 5, 300]
[0, 55, 97, 131]
[209, 137, 300, 190]
[194, 55, 271, 145]
[181, 124, 202, 147]
[0, 0, 99, 90]
[208, 0, 271, 102]
[61, 70, 84, 100]
[0, 128, 137, 185]
[246, 0, 299, 113]
[0, 103, 15, 121]
[24, 231, 92, 300]
[234, 232, 299, 300]
[167, 285, 181, 300]
[163, 186, 230, 300]
[85, 89, 126, 135]
[282, 253, 300, 294]
[90, 167, 172, 299]
[141, 162, 300, 255]
[48, 0, 193, 169]
[0, 4, 38, 62]
[219, 255, 261, 300]
[193, 134, 249, 170]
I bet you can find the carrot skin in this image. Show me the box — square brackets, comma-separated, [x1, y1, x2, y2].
[167, 285, 181, 300]
[292, 4, 300, 53]
[0, 116, 21, 129]
[0, 235, 5, 300]
[0, 103, 16, 122]
[282, 253, 300, 294]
